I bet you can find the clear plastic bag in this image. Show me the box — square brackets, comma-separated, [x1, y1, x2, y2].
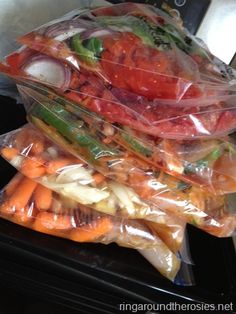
[1, 3, 236, 139]
[21, 79, 236, 195]
[1, 48, 236, 140]
[3, 85, 235, 238]
[2, 51, 236, 194]
[0, 172, 180, 281]
[18, 2, 236, 92]
[0, 124, 186, 253]
[0, 0, 110, 100]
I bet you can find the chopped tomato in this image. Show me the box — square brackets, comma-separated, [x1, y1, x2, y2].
[100, 32, 201, 100]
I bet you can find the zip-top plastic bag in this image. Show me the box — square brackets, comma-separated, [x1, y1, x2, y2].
[0, 172, 180, 281]
[1, 1, 236, 139]
[4, 85, 235, 238]
[1, 43, 236, 139]
[0, 124, 186, 254]
[17, 2, 236, 98]
[16, 78, 236, 196]
[0, 0, 110, 100]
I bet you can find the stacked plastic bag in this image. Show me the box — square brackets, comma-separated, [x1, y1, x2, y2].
[0, 2, 236, 283]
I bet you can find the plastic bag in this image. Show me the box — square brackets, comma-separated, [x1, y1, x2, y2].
[1, 44, 236, 140]
[4, 85, 235, 238]
[0, 172, 181, 281]
[1, 2, 236, 139]
[18, 77, 236, 195]
[17, 2, 236, 94]
[0, 0, 110, 99]
[2, 51, 236, 195]
[0, 124, 186, 253]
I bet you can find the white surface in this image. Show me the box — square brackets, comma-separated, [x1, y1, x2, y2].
[197, 0, 236, 64]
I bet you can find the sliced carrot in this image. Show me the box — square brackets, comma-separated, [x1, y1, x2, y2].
[14, 127, 45, 155]
[46, 158, 78, 174]
[5, 174, 23, 196]
[34, 185, 52, 211]
[22, 166, 46, 179]
[33, 212, 72, 234]
[30, 140, 45, 155]
[8, 177, 38, 210]
[21, 157, 44, 168]
[1, 147, 19, 161]
[92, 173, 106, 185]
[14, 204, 37, 225]
[70, 217, 113, 242]
[21, 158, 46, 178]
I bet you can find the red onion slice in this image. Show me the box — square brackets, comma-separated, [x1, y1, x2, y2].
[22, 55, 71, 90]
[54, 28, 85, 41]
[42, 19, 95, 40]
[81, 28, 114, 40]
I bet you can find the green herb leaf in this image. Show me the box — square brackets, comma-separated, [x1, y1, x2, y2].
[71, 34, 97, 65]
[83, 37, 103, 58]
[207, 148, 222, 161]
[121, 133, 152, 157]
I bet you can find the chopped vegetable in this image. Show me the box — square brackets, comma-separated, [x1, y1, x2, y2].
[34, 185, 53, 210]
[8, 177, 38, 210]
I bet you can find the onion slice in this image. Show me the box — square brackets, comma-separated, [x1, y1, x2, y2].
[54, 28, 85, 42]
[42, 19, 93, 39]
[81, 28, 114, 40]
[22, 55, 71, 90]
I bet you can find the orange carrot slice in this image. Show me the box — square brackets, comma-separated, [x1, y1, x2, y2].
[34, 185, 52, 211]
[46, 158, 78, 174]
[5, 174, 23, 196]
[70, 217, 113, 242]
[21, 158, 46, 178]
[93, 173, 106, 185]
[8, 177, 38, 210]
[1, 147, 19, 161]
[33, 212, 72, 234]
[14, 127, 45, 155]
[30, 140, 45, 155]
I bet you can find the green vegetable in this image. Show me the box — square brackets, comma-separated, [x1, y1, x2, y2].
[184, 148, 222, 174]
[131, 18, 156, 47]
[207, 148, 222, 161]
[71, 34, 97, 65]
[31, 102, 117, 159]
[121, 133, 152, 157]
[83, 37, 103, 58]
[160, 24, 190, 53]
[97, 15, 156, 47]
[98, 15, 192, 51]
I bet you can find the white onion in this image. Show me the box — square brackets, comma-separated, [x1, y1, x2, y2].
[41, 179, 109, 205]
[56, 166, 93, 185]
[109, 182, 136, 214]
[22, 56, 71, 90]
